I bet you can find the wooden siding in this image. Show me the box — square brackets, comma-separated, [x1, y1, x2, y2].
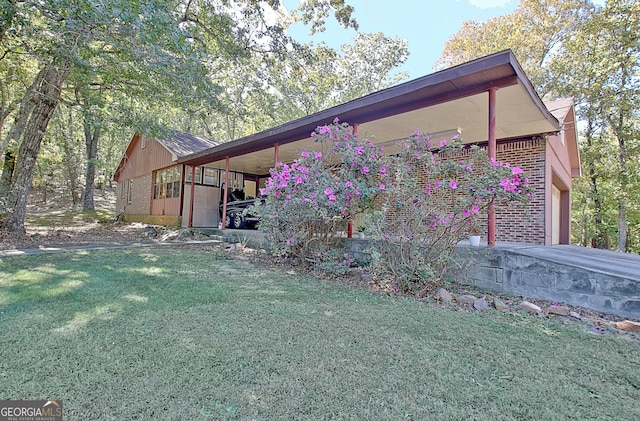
[118, 135, 176, 181]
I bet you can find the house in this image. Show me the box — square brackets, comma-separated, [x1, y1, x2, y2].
[113, 50, 581, 246]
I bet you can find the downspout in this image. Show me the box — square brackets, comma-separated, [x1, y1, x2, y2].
[221, 156, 230, 230]
[488, 87, 497, 247]
[188, 166, 196, 228]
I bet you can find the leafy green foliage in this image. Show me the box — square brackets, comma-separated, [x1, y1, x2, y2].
[254, 122, 532, 287]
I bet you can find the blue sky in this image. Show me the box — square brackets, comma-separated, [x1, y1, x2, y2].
[285, 0, 520, 78]
[285, 0, 605, 79]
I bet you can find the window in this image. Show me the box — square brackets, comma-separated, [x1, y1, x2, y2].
[153, 166, 181, 199]
[185, 166, 202, 184]
[141, 135, 148, 149]
[127, 180, 133, 204]
[203, 167, 219, 186]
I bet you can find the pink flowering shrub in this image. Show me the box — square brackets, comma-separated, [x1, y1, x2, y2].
[251, 119, 386, 271]
[366, 131, 533, 292]
[252, 121, 533, 283]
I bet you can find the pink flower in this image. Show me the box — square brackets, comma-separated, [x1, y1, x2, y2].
[511, 167, 524, 175]
[439, 140, 447, 148]
[472, 205, 480, 215]
[328, 194, 336, 201]
[345, 181, 353, 188]
[333, 117, 340, 123]
[324, 188, 333, 196]
[379, 184, 386, 190]
[361, 166, 370, 174]
[295, 177, 303, 184]
[300, 151, 310, 158]
[380, 167, 387, 176]
[314, 152, 323, 160]
[449, 180, 458, 189]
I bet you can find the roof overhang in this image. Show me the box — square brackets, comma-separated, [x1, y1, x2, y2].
[179, 50, 560, 175]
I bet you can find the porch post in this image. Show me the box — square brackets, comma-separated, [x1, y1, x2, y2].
[188, 165, 196, 228]
[488, 87, 497, 247]
[347, 124, 359, 239]
[273, 143, 279, 167]
[221, 156, 230, 230]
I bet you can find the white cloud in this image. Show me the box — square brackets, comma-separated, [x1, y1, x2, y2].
[467, 0, 515, 9]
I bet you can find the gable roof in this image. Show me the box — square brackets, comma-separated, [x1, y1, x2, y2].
[113, 130, 219, 181]
[159, 130, 220, 159]
[177, 49, 561, 174]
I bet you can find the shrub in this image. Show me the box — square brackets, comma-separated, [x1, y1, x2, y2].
[250, 119, 386, 273]
[253, 122, 533, 288]
[365, 131, 533, 293]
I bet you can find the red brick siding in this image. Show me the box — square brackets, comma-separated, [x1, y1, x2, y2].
[494, 138, 546, 244]
[378, 137, 546, 244]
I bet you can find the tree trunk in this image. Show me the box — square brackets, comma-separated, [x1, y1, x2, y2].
[0, 68, 43, 157]
[1, 61, 70, 234]
[585, 120, 608, 249]
[0, 150, 15, 196]
[83, 123, 99, 211]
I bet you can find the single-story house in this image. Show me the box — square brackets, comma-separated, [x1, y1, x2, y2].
[113, 49, 581, 246]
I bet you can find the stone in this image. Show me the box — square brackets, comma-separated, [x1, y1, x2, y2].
[473, 297, 490, 311]
[615, 320, 640, 333]
[434, 288, 453, 303]
[492, 298, 509, 311]
[519, 301, 542, 315]
[176, 229, 194, 240]
[140, 226, 158, 238]
[569, 311, 582, 320]
[457, 294, 477, 305]
[547, 305, 570, 316]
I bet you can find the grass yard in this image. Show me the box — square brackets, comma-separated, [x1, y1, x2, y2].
[1, 246, 639, 420]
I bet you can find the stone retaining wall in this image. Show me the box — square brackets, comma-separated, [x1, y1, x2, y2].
[343, 239, 639, 319]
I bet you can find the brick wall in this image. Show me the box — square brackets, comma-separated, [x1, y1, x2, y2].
[378, 137, 546, 245]
[495, 138, 546, 244]
[116, 173, 153, 219]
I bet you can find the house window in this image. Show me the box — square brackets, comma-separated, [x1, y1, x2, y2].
[203, 167, 219, 187]
[141, 135, 148, 149]
[153, 166, 181, 199]
[127, 180, 133, 204]
[185, 166, 202, 184]
[120, 182, 126, 199]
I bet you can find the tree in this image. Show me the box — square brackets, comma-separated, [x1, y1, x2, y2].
[435, 0, 593, 98]
[0, 0, 358, 234]
[549, 0, 639, 251]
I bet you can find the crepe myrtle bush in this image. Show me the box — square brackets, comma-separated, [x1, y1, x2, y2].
[250, 119, 387, 272]
[365, 131, 533, 293]
[251, 121, 533, 284]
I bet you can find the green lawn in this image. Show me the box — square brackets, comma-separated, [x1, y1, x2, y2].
[1, 246, 638, 420]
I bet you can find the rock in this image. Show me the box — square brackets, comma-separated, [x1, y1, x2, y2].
[569, 311, 582, 320]
[457, 294, 477, 306]
[492, 298, 509, 311]
[473, 297, 489, 311]
[434, 288, 453, 303]
[176, 229, 194, 240]
[615, 320, 640, 333]
[547, 305, 570, 316]
[519, 301, 542, 315]
[140, 226, 158, 238]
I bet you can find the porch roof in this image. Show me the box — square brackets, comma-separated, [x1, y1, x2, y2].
[179, 49, 560, 175]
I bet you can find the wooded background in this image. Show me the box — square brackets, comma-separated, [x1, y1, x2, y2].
[1, 0, 638, 253]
